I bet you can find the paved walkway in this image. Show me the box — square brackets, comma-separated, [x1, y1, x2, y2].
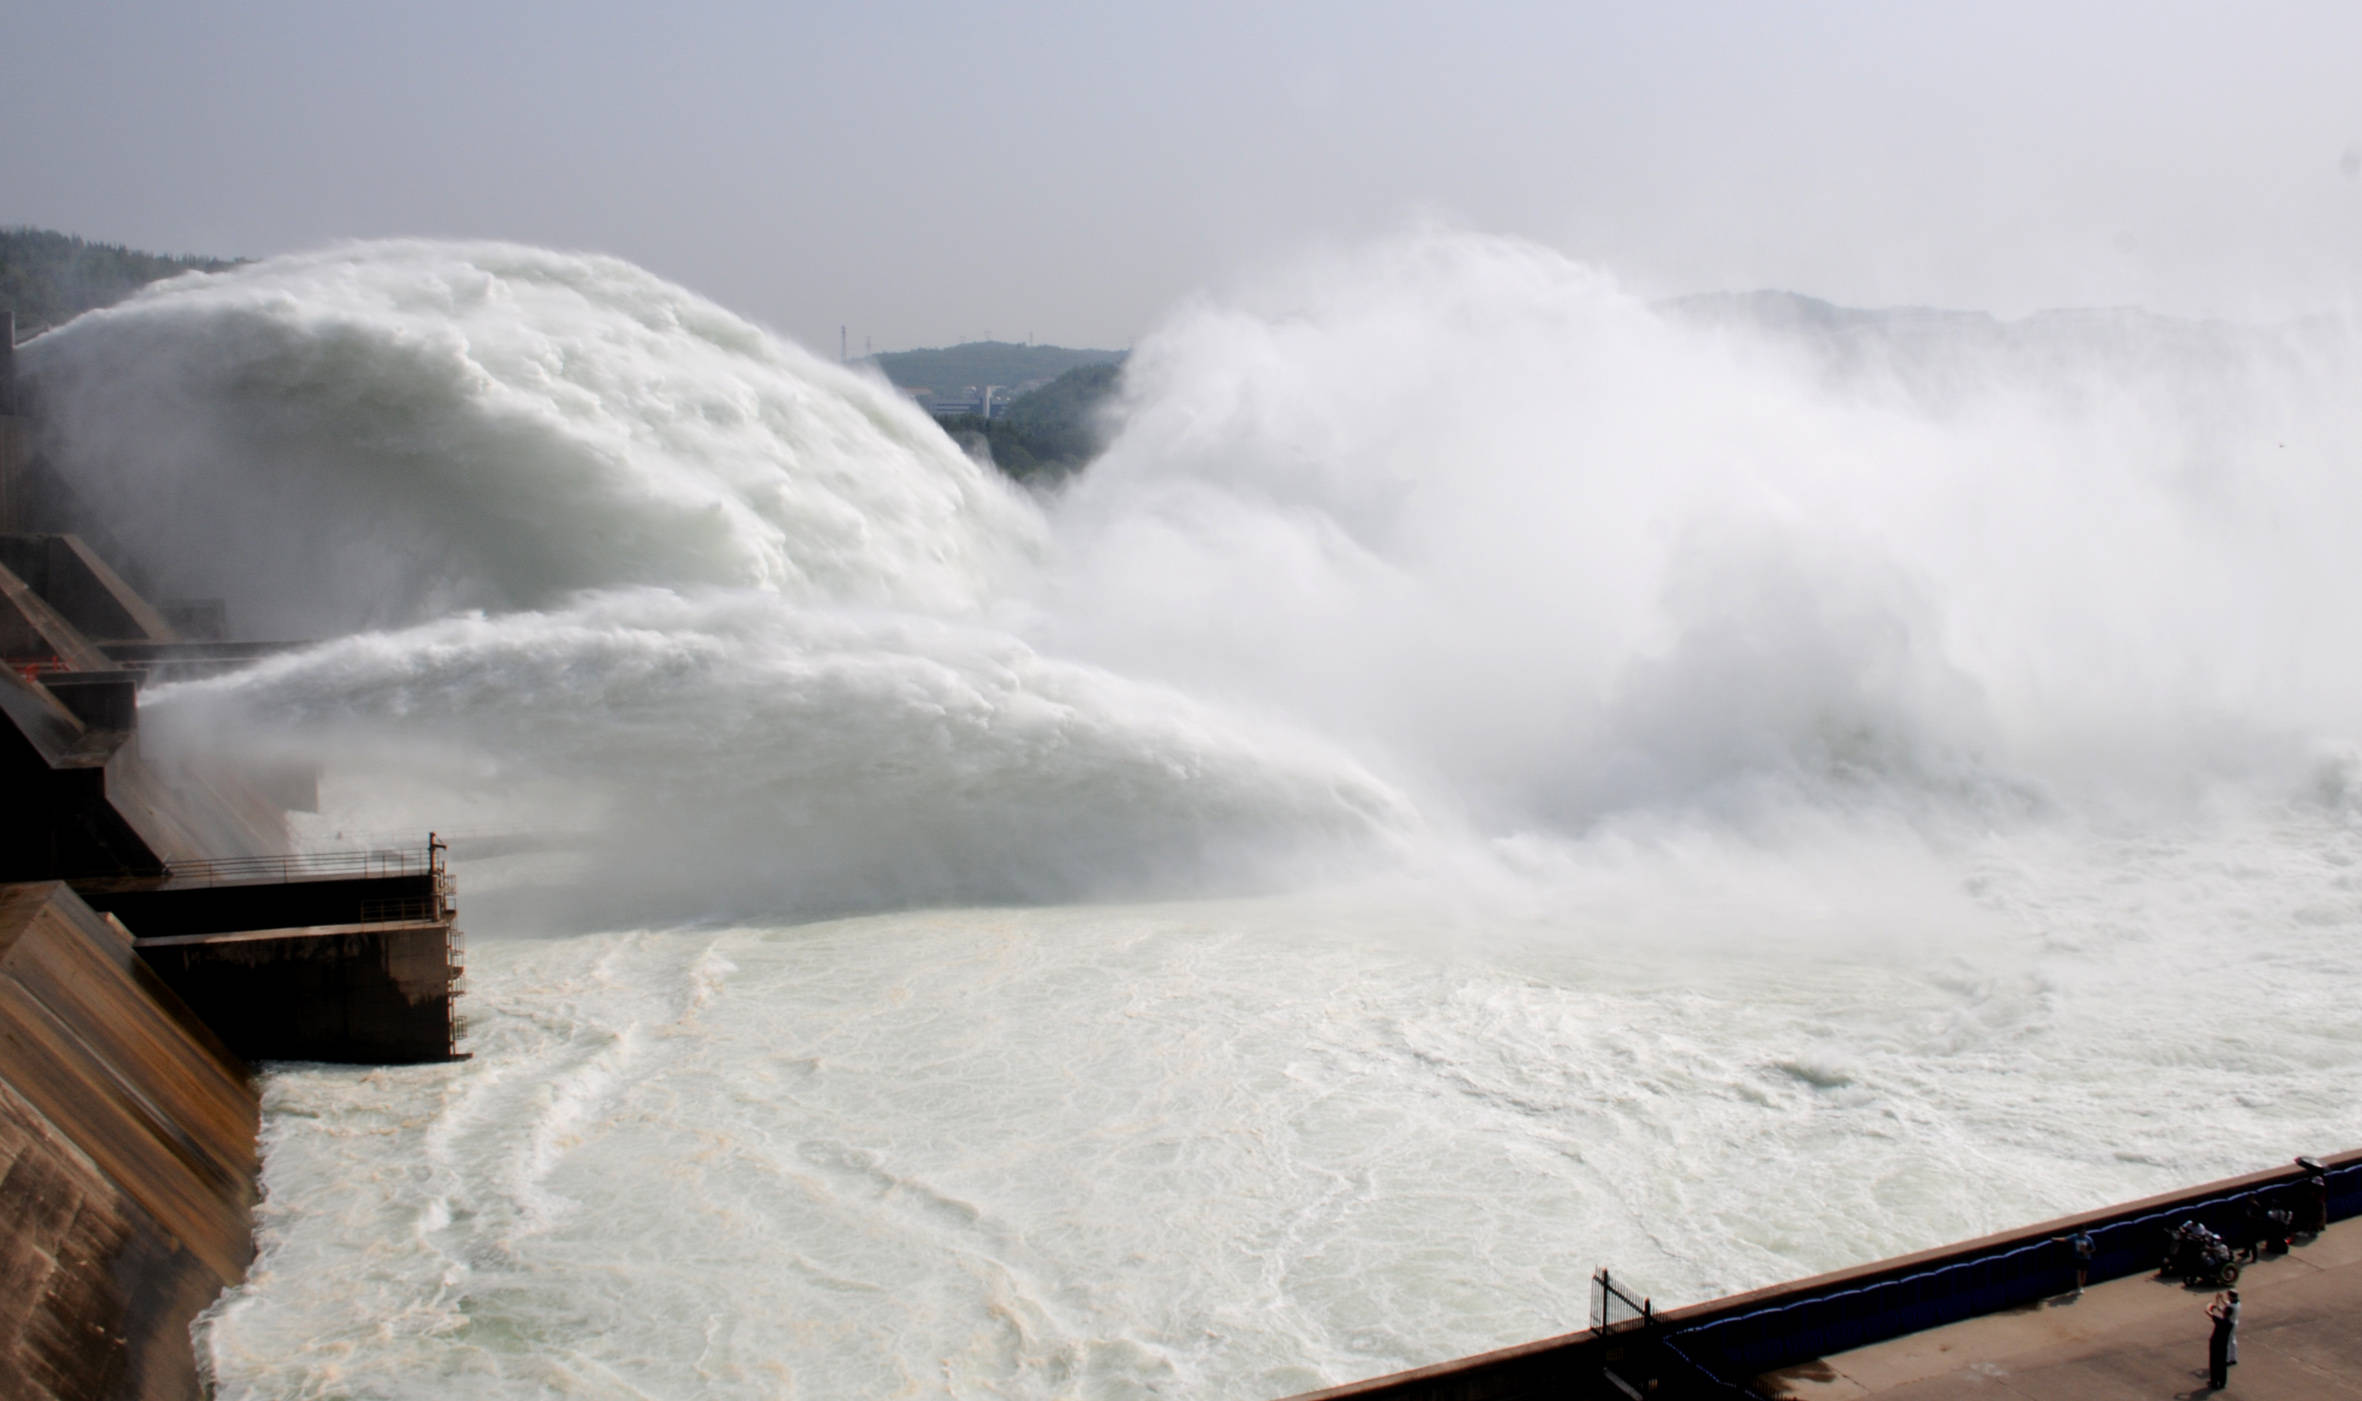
[1759, 1218, 2362, 1399]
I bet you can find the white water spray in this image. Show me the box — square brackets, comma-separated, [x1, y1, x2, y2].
[1050, 235, 2362, 831]
[32, 232, 2362, 885]
[28, 240, 1040, 631]
[20, 233, 2362, 1399]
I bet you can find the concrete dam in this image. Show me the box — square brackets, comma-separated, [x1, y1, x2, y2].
[5, 270, 2361, 1401]
[0, 310, 466, 1398]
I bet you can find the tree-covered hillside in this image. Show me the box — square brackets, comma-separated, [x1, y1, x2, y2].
[867, 340, 1121, 392]
[1, 227, 241, 335]
[936, 360, 1125, 484]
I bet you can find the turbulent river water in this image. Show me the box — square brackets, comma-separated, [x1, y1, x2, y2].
[22, 235, 2362, 1399]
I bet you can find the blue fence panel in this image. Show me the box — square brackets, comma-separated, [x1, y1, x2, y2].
[1663, 1158, 2362, 1390]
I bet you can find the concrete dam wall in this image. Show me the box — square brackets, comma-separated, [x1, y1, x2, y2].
[0, 882, 259, 1401]
[0, 317, 466, 1398]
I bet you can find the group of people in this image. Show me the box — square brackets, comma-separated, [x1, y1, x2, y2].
[2051, 1161, 2334, 1393]
[2078, 1225, 2241, 1389]
[2158, 1220, 2239, 1286]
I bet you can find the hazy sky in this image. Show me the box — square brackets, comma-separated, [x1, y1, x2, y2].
[7, 1, 2360, 352]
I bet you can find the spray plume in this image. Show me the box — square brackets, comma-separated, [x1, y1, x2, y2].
[21, 232, 2362, 923]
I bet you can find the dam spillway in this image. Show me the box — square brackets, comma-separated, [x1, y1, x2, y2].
[0, 549, 470, 1070]
[8, 241, 2362, 1399]
[0, 337, 468, 1069]
[1, 307, 467, 1400]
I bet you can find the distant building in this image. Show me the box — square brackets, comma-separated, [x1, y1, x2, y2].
[913, 386, 1017, 420]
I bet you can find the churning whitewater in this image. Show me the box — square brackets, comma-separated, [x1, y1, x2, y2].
[22, 235, 2362, 1399]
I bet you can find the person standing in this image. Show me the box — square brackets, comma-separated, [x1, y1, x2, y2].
[2067, 1229, 2094, 1293]
[2237, 1198, 2268, 1263]
[2206, 1289, 2240, 1389]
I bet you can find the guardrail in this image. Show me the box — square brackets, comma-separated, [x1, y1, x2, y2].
[1654, 1150, 2362, 1395]
[354, 898, 440, 922]
[1282, 1147, 2362, 1401]
[162, 833, 447, 888]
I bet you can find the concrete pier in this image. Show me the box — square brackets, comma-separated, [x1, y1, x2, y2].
[69, 847, 467, 1064]
[2, 524, 467, 1065]
[130, 918, 463, 1065]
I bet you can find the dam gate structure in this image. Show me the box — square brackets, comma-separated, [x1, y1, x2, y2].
[0, 556, 471, 1068]
[76, 839, 468, 1066]
[0, 398, 470, 1067]
[0, 540, 471, 1065]
[1, 307, 469, 1400]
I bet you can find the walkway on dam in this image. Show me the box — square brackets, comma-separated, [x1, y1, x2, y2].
[1764, 1215, 2362, 1398]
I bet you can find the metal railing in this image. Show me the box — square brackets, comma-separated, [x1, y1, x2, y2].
[1591, 1270, 1656, 1401]
[443, 921, 469, 1057]
[163, 832, 448, 888]
[1655, 1154, 2362, 1393]
[1591, 1269, 1653, 1333]
[355, 897, 441, 923]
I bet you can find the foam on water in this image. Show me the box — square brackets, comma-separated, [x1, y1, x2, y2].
[20, 233, 2362, 1397]
[201, 816, 2362, 1399]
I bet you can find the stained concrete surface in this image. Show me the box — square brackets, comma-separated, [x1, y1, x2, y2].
[0, 882, 258, 1400]
[1761, 1217, 2362, 1399]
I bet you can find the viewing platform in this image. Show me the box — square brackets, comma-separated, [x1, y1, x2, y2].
[1283, 1150, 2362, 1401]
[1767, 1213, 2362, 1397]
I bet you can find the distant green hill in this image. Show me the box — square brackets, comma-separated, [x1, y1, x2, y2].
[1, 227, 241, 336]
[936, 359, 1126, 485]
[867, 341, 1122, 392]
